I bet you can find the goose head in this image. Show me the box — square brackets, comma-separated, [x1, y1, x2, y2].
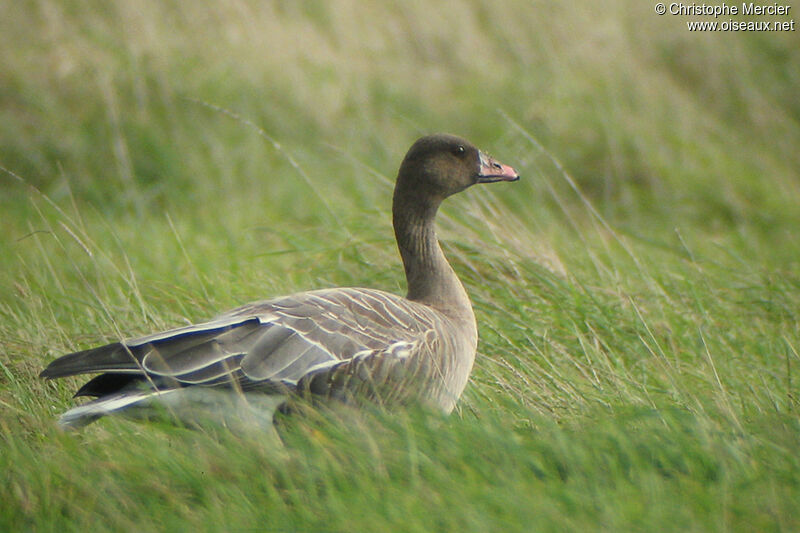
[395, 134, 519, 203]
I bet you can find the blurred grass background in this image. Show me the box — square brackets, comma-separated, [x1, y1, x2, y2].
[1, 0, 799, 530]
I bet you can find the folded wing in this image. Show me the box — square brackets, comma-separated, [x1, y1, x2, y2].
[41, 288, 446, 427]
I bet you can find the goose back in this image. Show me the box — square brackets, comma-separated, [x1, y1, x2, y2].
[44, 287, 478, 424]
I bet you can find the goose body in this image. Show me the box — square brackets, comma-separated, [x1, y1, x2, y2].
[41, 134, 519, 428]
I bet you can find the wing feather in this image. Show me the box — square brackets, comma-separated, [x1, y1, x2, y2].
[42, 287, 459, 425]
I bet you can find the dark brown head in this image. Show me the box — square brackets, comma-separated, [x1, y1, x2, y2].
[395, 134, 519, 204]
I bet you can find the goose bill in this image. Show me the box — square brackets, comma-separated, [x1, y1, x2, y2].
[477, 151, 519, 183]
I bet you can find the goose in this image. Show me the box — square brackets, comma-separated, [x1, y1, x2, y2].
[40, 134, 519, 429]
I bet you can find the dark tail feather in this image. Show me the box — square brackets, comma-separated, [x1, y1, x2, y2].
[73, 373, 145, 398]
[39, 343, 140, 379]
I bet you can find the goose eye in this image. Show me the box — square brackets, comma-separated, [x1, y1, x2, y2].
[454, 145, 466, 157]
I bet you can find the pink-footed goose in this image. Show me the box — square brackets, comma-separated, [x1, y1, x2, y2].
[41, 134, 519, 429]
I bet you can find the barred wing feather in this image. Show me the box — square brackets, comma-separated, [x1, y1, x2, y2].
[41, 288, 457, 427]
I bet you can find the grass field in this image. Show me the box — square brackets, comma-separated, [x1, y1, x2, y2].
[2, 0, 799, 530]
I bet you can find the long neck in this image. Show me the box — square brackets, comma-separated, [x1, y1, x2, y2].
[392, 187, 474, 323]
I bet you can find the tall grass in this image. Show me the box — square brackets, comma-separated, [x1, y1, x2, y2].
[1, 0, 799, 530]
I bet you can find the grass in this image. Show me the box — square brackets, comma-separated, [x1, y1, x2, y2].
[2, 0, 799, 530]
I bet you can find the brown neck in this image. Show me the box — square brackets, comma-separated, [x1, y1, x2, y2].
[392, 186, 474, 322]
